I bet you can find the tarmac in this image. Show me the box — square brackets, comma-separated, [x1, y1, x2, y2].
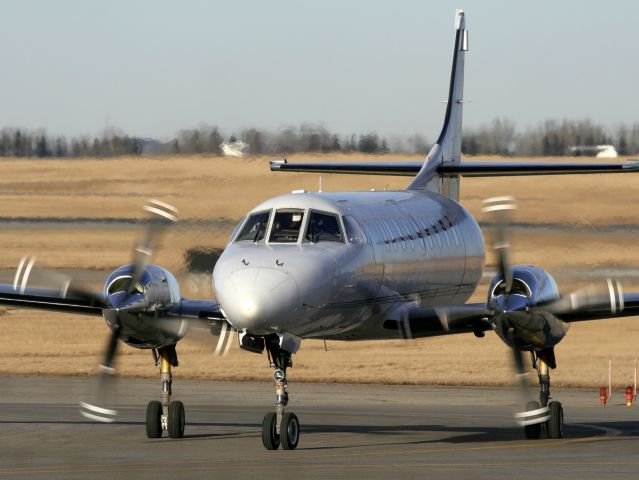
[0, 376, 638, 479]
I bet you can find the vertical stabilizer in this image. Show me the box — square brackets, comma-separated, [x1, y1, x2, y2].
[408, 9, 468, 200]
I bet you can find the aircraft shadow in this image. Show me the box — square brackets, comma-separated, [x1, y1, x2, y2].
[2, 419, 636, 447]
[297, 420, 639, 449]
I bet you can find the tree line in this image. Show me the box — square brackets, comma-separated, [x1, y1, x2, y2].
[462, 118, 639, 156]
[1, 119, 638, 158]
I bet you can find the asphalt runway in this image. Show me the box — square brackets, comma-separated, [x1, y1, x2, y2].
[0, 377, 638, 479]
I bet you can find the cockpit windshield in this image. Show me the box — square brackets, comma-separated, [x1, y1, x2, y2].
[305, 211, 343, 243]
[235, 210, 271, 242]
[269, 210, 305, 243]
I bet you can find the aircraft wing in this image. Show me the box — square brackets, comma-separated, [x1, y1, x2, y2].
[405, 304, 492, 338]
[542, 292, 639, 323]
[0, 284, 225, 323]
[406, 291, 639, 340]
[166, 298, 225, 323]
[0, 284, 103, 316]
[270, 159, 639, 177]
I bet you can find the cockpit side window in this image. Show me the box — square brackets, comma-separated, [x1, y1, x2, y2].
[305, 211, 344, 243]
[342, 215, 367, 245]
[235, 210, 271, 242]
[269, 209, 305, 243]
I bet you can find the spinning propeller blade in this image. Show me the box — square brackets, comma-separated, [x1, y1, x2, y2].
[128, 199, 178, 294]
[80, 318, 120, 423]
[482, 196, 516, 295]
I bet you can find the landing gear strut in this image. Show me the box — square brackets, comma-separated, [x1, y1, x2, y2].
[146, 346, 185, 439]
[524, 350, 563, 440]
[262, 337, 300, 450]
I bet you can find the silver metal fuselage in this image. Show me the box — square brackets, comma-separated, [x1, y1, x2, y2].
[213, 190, 484, 340]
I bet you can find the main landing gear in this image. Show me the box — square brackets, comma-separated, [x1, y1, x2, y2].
[523, 350, 563, 440]
[262, 337, 300, 450]
[146, 346, 185, 439]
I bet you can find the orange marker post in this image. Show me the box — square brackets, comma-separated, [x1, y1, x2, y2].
[600, 387, 607, 407]
[626, 386, 633, 407]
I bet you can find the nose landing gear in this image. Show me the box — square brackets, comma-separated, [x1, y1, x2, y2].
[262, 337, 299, 450]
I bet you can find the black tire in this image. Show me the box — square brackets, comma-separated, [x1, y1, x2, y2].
[146, 400, 162, 439]
[280, 412, 300, 450]
[262, 412, 280, 450]
[524, 401, 541, 440]
[168, 400, 185, 439]
[546, 401, 563, 439]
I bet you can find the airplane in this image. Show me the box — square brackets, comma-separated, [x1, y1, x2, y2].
[2, 9, 639, 450]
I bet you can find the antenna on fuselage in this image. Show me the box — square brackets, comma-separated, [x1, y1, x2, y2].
[319, 176, 323, 193]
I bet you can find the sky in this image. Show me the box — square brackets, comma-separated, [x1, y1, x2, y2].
[1, 0, 638, 140]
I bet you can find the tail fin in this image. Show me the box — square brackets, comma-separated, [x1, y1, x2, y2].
[408, 9, 468, 199]
[271, 10, 639, 184]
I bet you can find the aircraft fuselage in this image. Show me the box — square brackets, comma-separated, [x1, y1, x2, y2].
[213, 190, 484, 340]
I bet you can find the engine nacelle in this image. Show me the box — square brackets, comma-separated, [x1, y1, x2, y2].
[104, 264, 181, 310]
[102, 264, 186, 349]
[487, 265, 567, 351]
[487, 265, 560, 309]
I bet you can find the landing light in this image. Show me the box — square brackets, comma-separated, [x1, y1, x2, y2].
[241, 299, 257, 317]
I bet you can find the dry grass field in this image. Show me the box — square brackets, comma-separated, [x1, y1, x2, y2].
[1, 153, 639, 389]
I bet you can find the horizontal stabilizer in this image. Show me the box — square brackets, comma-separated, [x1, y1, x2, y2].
[270, 159, 422, 176]
[439, 161, 639, 177]
[270, 159, 639, 177]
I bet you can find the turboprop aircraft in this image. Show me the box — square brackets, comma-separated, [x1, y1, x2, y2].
[1, 9, 639, 450]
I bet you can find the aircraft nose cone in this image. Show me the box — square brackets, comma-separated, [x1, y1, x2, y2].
[215, 268, 299, 333]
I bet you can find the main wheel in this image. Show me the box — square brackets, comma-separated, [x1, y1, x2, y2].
[146, 400, 162, 439]
[168, 400, 185, 439]
[523, 401, 541, 440]
[546, 401, 563, 439]
[262, 412, 280, 450]
[280, 412, 300, 450]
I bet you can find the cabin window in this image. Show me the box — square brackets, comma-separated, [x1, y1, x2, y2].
[235, 210, 271, 242]
[415, 216, 433, 249]
[386, 220, 400, 252]
[391, 219, 407, 251]
[375, 220, 391, 251]
[431, 220, 443, 247]
[269, 209, 305, 243]
[446, 216, 460, 246]
[343, 215, 367, 245]
[439, 219, 452, 247]
[305, 211, 344, 243]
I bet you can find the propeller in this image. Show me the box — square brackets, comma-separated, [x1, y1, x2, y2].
[482, 196, 552, 425]
[13, 258, 107, 306]
[152, 311, 236, 358]
[481, 196, 626, 427]
[79, 199, 177, 422]
[14, 199, 238, 418]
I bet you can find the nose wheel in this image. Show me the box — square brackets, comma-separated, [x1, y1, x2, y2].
[262, 337, 300, 450]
